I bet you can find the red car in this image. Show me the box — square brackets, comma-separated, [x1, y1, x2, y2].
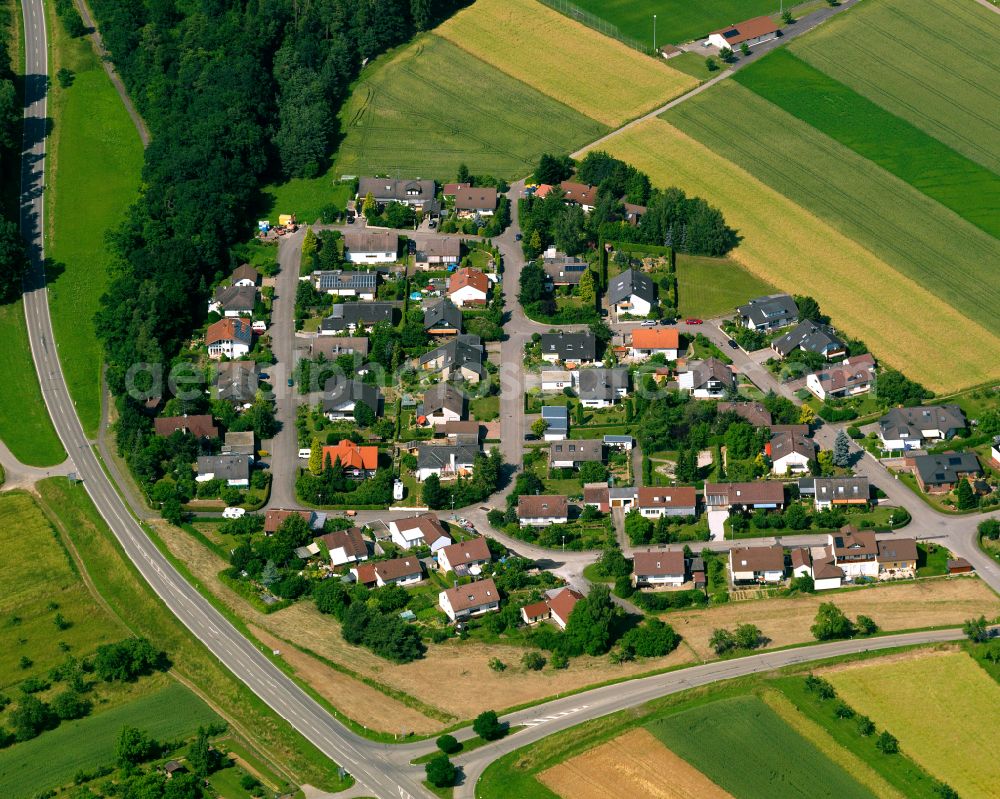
[685, 318, 703, 325]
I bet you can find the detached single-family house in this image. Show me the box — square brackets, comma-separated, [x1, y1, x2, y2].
[633, 550, 686, 587]
[583, 483, 610, 513]
[799, 477, 870, 509]
[540, 332, 597, 365]
[542, 248, 589, 286]
[222, 431, 256, 460]
[314, 270, 379, 299]
[576, 368, 629, 408]
[541, 370, 573, 392]
[877, 538, 918, 577]
[877, 405, 967, 451]
[423, 298, 464, 336]
[415, 444, 478, 482]
[729, 545, 785, 585]
[772, 320, 846, 361]
[636, 486, 698, 518]
[342, 230, 398, 264]
[414, 238, 461, 270]
[448, 267, 489, 307]
[908, 451, 982, 494]
[318, 527, 368, 567]
[442, 183, 470, 198]
[806, 354, 877, 401]
[439, 578, 500, 622]
[322, 376, 381, 421]
[736, 294, 798, 331]
[154, 414, 219, 440]
[437, 537, 492, 574]
[389, 513, 451, 551]
[310, 336, 369, 361]
[196, 454, 251, 488]
[768, 429, 815, 476]
[624, 203, 646, 225]
[453, 186, 498, 217]
[517, 495, 569, 527]
[608, 269, 656, 318]
[800, 546, 845, 591]
[418, 335, 485, 383]
[209, 285, 257, 317]
[230, 264, 260, 287]
[708, 16, 780, 50]
[358, 177, 435, 210]
[717, 401, 772, 428]
[829, 526, 879, 580]
[264, 508, 324, 535]
[677, 358, 735, 399]
[547, 587, 583, 629]
[352, 556, 423, 588]
[629, 328, 680, 361]
[206, 317, 253, 360]
[214, 361, 259, 407]
[421, 383, 465, 425]
[520, 600, 551, 626]
[704, 482, 785, 511]
[541, 405, 569, 441]
[559, 181, 598, 212]
[320, 439, 379, 478]
[549, 439, 603, 469]
[320, 303, 394, 333]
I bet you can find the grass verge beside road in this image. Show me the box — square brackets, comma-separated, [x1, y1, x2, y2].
[44, 4, 143, 436]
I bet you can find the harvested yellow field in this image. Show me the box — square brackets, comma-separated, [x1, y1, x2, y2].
[539, 728, 732, 799]
[827, 651, 1000, 798]
[659, 577, 1000, 660]
[598, 118, 1000, 392]
[436, 0, 697, 127]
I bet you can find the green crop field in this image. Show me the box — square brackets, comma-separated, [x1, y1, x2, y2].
[553, 0, 778, 46]
[334, 34, 607, 181]
[649, 695, 874, 798]
[790, 0, 1000, 174]
[734, 50, 1000, 240]
[0, 682, 219, 798]
[665, 81, 1000, 334]
[676, 254, 776, 318]
[0, 302, 65, 466]
[46, 6, 143, 437]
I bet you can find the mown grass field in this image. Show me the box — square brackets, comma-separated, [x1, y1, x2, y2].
[665, 81, 1000, 334]
[45, 5, 144, 437]
[334, 34, 606, 180]
[0, 302, 65, 466]
[259, 179, 351, 225]
[436, 0, 697, 127]
[598, 118, 1000, 392]
[790, 0, 1000, 174]
[827, 651, 1000, 798]
[649, 695, 874, 798]
[560, 0, 777, 45]
[0, 682, 219, 798]
[734, 50, 1000, 240]
[675, 254, 775, 319]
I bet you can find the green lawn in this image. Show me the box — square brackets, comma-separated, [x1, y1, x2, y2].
[675, 254, 776, 318]
[45, 6, 144, 436]
[0, 683, 219, 798]
[916, 542, 950, 577]
[790, 0, 1000, 174]
[0, 302, 65, 465]
[666, 52, 719, 81]
[665, 81, 1000, 333]
[470, 394, 499, 422]
[259, 179, 352, 225]
[649, 695, 875, 798]
[335, 34, 607, 181]
[734, 50, 1000, 241]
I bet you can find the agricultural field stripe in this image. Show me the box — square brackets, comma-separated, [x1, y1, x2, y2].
[733, 49, 1000, 240]
[596, 117, 1000, 393]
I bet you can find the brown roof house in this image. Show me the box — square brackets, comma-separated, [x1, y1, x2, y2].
[454, 186, 498, 217]
[718, 401, 772, 428]
[437, 537, 492, 575]
[708, 16, 780, 51]
[704, 482, 785, 511]
[414, 237, 462, 269]
[318, 527, 369, 567]
[632, 550, 686, 587]
[388, 513, 452, 552]
[352, 556, 423, 587]
[153, 414, 219, 440]
[517, 495, 569, 527]
[877, 538, 917, 577]
[728, 545, 785, 585]
[439, 578, 500, 621]
[448, 267, 489, 307]
[768, 429, 815, 476]
[546, 587, 584, 629]
[264, 509, 319, 534]
[829, 526, 879, 581]
[636, 486, 697, 519]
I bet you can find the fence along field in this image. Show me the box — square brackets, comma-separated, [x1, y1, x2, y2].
[650, 695, 875, 798]
[790, 0, 1000, 174]
[664, 81, 1000, 334]
[599, 118, 1000, 393]
[734, 50, 1000, 241]
[826, 652, 1000, 799]
[334, 34, 606, 181]
[436, 0, 697, 128]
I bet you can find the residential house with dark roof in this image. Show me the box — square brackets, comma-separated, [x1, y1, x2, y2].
[423, 298, 463, 336]
[414, 238, 461, 269]
[517, 495, 569, 526]
[439, 578, 500, 621]
[320, 303, 394, 333]
[541, 405, 569, 441]
[729, 545, 785, 584]
[799, 476, 870, 509]
[310, 336, 370, 360]
[633, 550, 686, 586]
[717, 401, 772, 428]
[342, 230, 399, 264]
[878, 405, 967, 451]
[772, 320, 846, 361]
[575, 367, 629, 408]
[415, 444, 478, 482]
[264, 508, 322, 534]
[806, 354, 877, 401]
[352, 556, 423, 587]
[358, 177, 435, 209]
[678, 358, 736, 399]
[768, 429, 815, 476]
[540, 332, 597, 365]
[206, 318, 253, 359]
[313, 270, 379, 299]
[209, 285, 257, 317]
[222, 431, 256, 460]
[318, 527, 368, 567]
[153, 415, 219, 440]
[214, 361, 259, 407]
[418, 335, 485, 383]
[829, 526, 879, 580]
[877, 538, 918, 577]
[454, 186, 498, 217]
[704, 482, 785, 511]
[230, 263, 260, 287]
[736, 294, 798, 331]
[389, 513, 451, 551]
[322, 376, 381, 421]
[608, 268, 657, 318]
[542, 247, 589, 286]
[421, 383, 465, 425]
[908, 451, 982, 494]
[636, 486, 697, 518]
[623, 202, 646, 225]
[549, 439, 603, 469]
[196, 454, 251, 488]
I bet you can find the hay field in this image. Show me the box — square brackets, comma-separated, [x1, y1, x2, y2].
[734, 50, 1000, 240]
[650, 695, 874, 798]
[666, 81, 1000, 334]
[653, 577, 999, 660]
[598, 117, 1000, 392]
[791, 0, 1000, 174]
[335, 34, 606, 180]
[436, 0, 697, 127]
[539, 728, 732, 799]
[827, 651, 1000, 798]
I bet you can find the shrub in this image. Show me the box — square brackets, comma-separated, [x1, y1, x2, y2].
[856, 715, 875, 736]
[855, 615, 878, 636]
[876, 731, 899, 754]
[436, 734, 460, 754]
[834, 701, 855, 720]
[487, 658, 506, 673]
[522, 651, 546, 671]
[550, 651, 568, 670]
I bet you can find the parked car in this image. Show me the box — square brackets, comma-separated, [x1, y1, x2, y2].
[259, 372, 270, 380]
[428, 220, 437, 229]
[728, 339, 740, 350]
[514, 233, 522, 241]
[660, 317, 676, 325]
[222, 507, 246, 519]
[287, 377, 294, 387]
[685, 318, 703, 325]
[640, 320, 657, 327]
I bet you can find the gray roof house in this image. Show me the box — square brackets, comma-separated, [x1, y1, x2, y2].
[607, 268, 656, 312]
[878, 405, 967, 449]
[576, 367, 629, 407]
[415, 444, 479, 481]
[222, 431, 256, 459]
[210, 285, 257, 316]
[310, 336, 370, 360]
[542, 251, 589, 286]
[196, 454, 251, 486]
[421, 382, 465, 421]
[772, 320, 846, 360]
[541, 405, 569, 440]
[912, 451, 982, 492]
[322, 376, 381, 419]
[549, 439, 603, 469]
[214, 361, 259, 405]
[799, 476, 870, 507]
[418, 336, 485, 382]
[358, 177, 436, 208]
[314, 270, 379, 296]
[321, 302, 394, 332]
[540, 332, 597, 364]
[678, 358, 736, 398]
[423, 298, 463, 334]
[737, 294, 798, 331]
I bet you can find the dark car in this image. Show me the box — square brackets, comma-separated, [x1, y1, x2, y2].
[660, 317, 676, 325]
[514, 233, 522, 241]
[728, 339, 739, 350]
[258, 372, 270, 380]
[287, 378, 294, 387]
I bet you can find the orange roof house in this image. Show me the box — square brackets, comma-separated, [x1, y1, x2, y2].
[321, 439, 378, 473]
